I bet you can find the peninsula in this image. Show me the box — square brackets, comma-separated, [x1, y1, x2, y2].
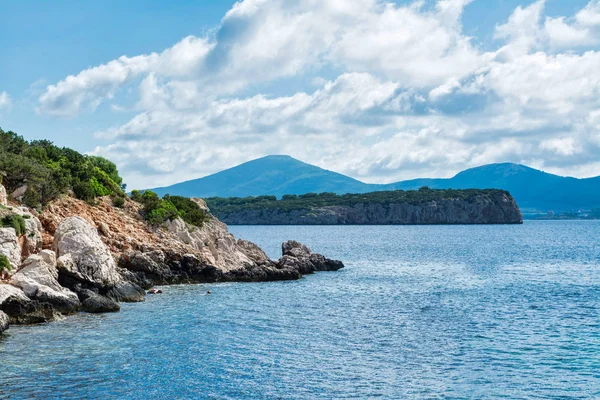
[205, 189, 523, 225]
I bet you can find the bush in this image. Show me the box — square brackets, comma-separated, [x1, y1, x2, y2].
[0, 214, 26, 236]
[145, 199, 179, 226]
[0, 128, 125, 207]
[164, 195, 209, 227]
[0, 254, 11, 272]
[112, 195, 125, 208]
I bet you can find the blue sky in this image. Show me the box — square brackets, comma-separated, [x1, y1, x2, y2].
[1, 0, 599, 189]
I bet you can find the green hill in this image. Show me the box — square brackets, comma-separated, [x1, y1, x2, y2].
[147, 156, 600, 213]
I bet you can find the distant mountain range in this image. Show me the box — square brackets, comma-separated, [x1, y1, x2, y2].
[147, 155, 600, 213]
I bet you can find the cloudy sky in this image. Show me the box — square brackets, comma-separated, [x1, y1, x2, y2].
[1, 0, 599, 189]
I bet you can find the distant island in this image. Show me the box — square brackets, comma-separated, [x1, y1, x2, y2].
[146, 155, 600, 216]
[205, 189, 523, 225]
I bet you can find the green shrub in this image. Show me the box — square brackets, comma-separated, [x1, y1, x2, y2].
[0, 214, 26, 236]
[0, 254, 11, 272]
[164, 195, 209, 227]
[129, 191, 208, 227]
[145, 199, 179, 226]
[0, 128, 125, 207]
[112, 195, 125, 208]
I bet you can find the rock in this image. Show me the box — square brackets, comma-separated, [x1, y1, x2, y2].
[237, 239, 270, 264]
[0, 185, 7, 207]
[190, 198, 210, 212]
[0, 284, 60, 324]
[0, 283, 30, 304]
[22, 214, 43, 259]
[97, 222, 111, 237]
[53, 216, 145, 303]
[54, 216, 122, 285]
[11, 250, 80, 314]
[0, 228, 21, 273]
[166, 216, 258, 272]
[278, 240, 345, 274]
[79, 290, 120, 313]
[0, 310, 8, 333]
[10, 184, 27, 202]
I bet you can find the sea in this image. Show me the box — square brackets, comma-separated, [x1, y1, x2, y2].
[1, 221, 599, 399]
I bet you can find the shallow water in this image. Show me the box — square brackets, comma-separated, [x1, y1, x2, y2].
[1, 221, 600, 399]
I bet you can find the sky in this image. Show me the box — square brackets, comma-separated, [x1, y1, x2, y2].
[1, 0, 599, 189]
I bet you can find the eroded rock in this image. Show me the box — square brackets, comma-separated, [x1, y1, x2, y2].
[0, 185, 7, 207]
[11, 250, 80, 314]
[0, 228, 21, 273]
[0, 310, 8, 333]
[53, 216, 145, 303]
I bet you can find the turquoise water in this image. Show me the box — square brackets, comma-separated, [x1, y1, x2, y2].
[1, 221, 600, 399]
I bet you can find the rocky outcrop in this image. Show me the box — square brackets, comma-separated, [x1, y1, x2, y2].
[278, 241, 344, 274]
[0, 227, 21, 272]
[11, 250, 80, 314]
[118, 237, 344, 286]
[215, 192, 523, 225]
[0, 283, 59, 324]
[22, 215, 43, 259]
[0, 196, 345, 325]
[0, 310, 8, 334]
[53, 216, 145, 304]
[0, 184, 7, 207]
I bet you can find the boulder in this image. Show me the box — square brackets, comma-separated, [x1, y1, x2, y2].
[10, 184, 27, 202]
[278, 240, 344, 274]
[0, 295, 59, 324]
[79, 290, 120, 313]
[0, 185, 7, 207]
[0, 227, 21, 273]
[190, 198, 210, 212]
[53, 216, 145, 303]
[0, 283, 59, 324]
[0, 310, 8, 333]
[11, 250, 80, 314]
[54, 216, 122, 285]
[22, 215, 43, 259]
[0, 283, 29, 304]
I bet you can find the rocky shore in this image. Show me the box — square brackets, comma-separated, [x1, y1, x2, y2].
[0, 187, 343, 334]
[213, 191, 523, 225]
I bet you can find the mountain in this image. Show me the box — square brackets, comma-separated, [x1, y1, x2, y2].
[149, 155, 373, 198]
[146, 156, 600, 212]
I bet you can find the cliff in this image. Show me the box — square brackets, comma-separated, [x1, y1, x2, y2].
[0, 187, 343, 333]
[208, 190, 523, 225]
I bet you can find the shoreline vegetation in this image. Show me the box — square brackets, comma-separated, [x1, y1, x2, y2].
[205, 189, 523, 225]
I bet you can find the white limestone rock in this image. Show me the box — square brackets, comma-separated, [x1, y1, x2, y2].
[0, 185, 7, 207]
[53, 216, 121, 286]
[0, 228, 21, 273]
[11, 250, 80, 313]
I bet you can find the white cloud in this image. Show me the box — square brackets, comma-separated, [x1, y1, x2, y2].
[0, 91, 12, 111]
[37, 36, 211, 116]
[37, 0, 600, 187]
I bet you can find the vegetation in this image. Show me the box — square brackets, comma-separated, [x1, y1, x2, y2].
[131, 190, 208, 227]
[0, 128, 125, 207]
[0, 214, 26, 236]
[0, 254, 11, 273]
[205, 188, 512, 214]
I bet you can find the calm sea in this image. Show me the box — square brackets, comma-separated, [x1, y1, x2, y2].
[1, 222, 599, 399]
